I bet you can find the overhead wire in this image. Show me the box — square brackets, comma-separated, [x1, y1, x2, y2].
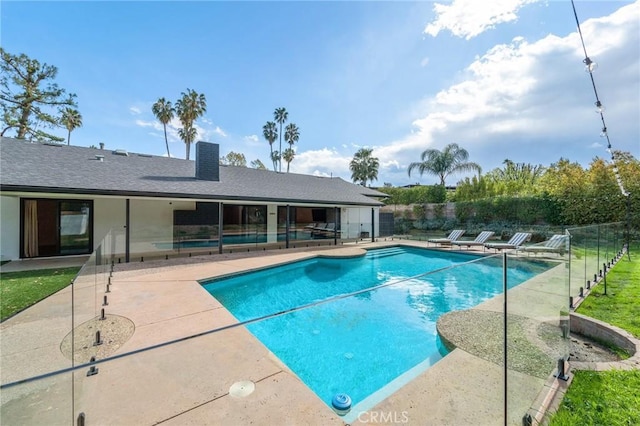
[570, 0, 628, 196]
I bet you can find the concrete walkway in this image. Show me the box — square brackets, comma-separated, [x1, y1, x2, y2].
[1, 242, 571, 425]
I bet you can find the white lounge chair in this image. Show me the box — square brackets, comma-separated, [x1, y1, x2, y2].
[484, 232, 532, 251]
[428, 229, 465, 246]
[518, 234, 567, 256]
[452, 231, 495, 250]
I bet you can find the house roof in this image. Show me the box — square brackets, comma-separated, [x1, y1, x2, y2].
[0, 137, 386, 207]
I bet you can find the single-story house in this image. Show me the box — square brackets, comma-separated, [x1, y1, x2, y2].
[0, 137, 386, 261]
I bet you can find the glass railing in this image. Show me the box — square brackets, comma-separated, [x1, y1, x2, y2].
[566, 222, 626, 307]
[506, 235, 571, 425]
[1, 223, 627, 425]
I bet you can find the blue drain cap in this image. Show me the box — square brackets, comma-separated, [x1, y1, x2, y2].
[331, 393, 352, 414]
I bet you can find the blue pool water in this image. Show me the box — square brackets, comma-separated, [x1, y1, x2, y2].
[202, 246, 551, 412]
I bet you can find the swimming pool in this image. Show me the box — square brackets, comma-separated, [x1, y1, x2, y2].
[202, 246, 551, 415]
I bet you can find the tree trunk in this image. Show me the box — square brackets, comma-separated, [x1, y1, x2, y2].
[67, 130, 71, 145]
[278, 124, 283, 172]
[17, 105, 31, 139]
[163, 124, 170, 157]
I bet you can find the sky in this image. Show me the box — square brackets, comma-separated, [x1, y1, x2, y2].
[1, 0, 638, 187]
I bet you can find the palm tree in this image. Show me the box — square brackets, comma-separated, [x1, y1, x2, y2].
[60, 108, 82, 145]
[282, 148, 295, 173]
[273, 107, 288, 172]
[262, 121, 278, 171]
[152, 98, 174, 157]
[270, 151, 280, 171]
[175, 89, 207, 160]
[350, 148, 379, 186]
[177, 126, 197, 159]
[284, 123, 299, 172]
[407, 143, 481, 186]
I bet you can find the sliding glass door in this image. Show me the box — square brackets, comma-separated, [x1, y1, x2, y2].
[21, 199, 93, 258]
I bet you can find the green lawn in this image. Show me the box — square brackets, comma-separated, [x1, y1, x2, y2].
[0, 267, 80, 321]
[550, 370, 640, 426]
[551, 250, 639, 425]
[576, 254, 640, 338]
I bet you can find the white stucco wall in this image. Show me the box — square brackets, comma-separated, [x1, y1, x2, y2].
[130, 199, 195, 241]
[266, 204, 278, 243]
[93, 198, 126, 248]
[94, 197, 195, 255]
[341, 206, 379, 239]
[0, 196, 20, 260]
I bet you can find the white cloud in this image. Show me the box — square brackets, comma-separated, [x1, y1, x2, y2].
[212, 126, 227, 138]
[135, 113, 230, 147]
[129, 106, 141, 115]
[420, 57, 430, 67]
[136, 117, 182, 143]
[244, 134, 259, 145]
[424, 0, 539, 40]
[290, 148, 353, 180]
[380, 1, 639, 185]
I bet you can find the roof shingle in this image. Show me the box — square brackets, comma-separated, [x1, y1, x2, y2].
[0, 138, 385, 206]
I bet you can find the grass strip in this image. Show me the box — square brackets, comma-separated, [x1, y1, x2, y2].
[0, 267, 80, 321]
[576, 254, 640, 338]
[550, 370, 640, 426]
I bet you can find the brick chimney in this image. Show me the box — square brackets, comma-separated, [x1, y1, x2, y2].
[195, 141, 220, 181]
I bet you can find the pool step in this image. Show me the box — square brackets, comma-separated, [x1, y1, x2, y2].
[366, 248, 406, 259]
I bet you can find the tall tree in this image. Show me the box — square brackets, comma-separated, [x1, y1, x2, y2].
[175, 89, 207, 160]
[283, 122, 299, 172]
[220, 151, 247, 167]
[1, 48, 77, 141]
[177, 126, 196, 158]
[60, 108, 82, 145]
[282, 148, 295, 173]
[152, 97, 174, 157]
[262, 121, 278, 171]
[250, 159, 267, 170]
[273, 107, 288, 172]
[270, 151, 280, 171]
[408, 143, 481, 186]
[350, 148, 379, 186]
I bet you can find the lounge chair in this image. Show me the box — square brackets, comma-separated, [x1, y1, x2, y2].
[323, 222, 336, 235]
[428, 229, 465, 246]
[311, 223, 327, 238]
[484, 232, 531, 251]
[518, 234, 567, 256]
[451, 231, 495, 250]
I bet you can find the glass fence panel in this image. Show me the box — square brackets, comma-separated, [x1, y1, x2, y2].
[341, 222, 362, 240]
[0, 258, 75, 392]
[505, 236, 571, 425]
[71, 237, 104, 418]
[567, 222, 625, 304]
[568, 226, 587, 298]
[7, 231, 607, 425]
[0, 372, 74, 425]
[62, 247, 520, 424]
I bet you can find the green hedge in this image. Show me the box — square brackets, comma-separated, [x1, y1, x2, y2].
[379, 185, 447, 205]
[455, 196, 562, 225]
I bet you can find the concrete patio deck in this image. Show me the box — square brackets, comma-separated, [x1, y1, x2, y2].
[1, 241, 568, 425]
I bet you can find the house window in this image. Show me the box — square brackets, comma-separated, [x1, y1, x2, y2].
[21, 198, 93, 258]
